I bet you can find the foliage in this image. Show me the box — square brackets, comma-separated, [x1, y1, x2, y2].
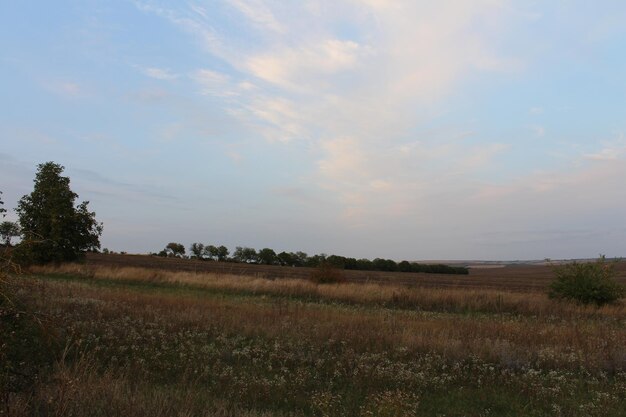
[257, 247, 278, 265]
[1, 190, 59, 406]
[215, 245, 229, 261]
[189, 242, 205, 259]
[277, 251, 296, 266]
[158, 239, 469, 275]
[164, 242, 185, 258]
[0, 221, 20, 246]
[14, 162, 102, 264]
[0, 284, 58, 402]
[233, 246, 258, 263]
[204, 244, 218, 260]
[200, 244, 226, 261]
[549, 257, 625, 305]
[0, 191, 5, 217]
[309, 262, 345, 284]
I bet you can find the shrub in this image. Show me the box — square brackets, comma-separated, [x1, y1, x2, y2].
[548, 257, 624, 306]
[310, 262, 345, 284]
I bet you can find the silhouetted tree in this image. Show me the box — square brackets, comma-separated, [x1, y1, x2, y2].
[356, 258, 373, 270]
[233, 246, 257, 263]
[204, 245, 217, 260]
[398, 260, 413, 272]
[0, 191, 5, 217]
[190, 243, 205, 259]
[277, 251, 296, 266]
[257, 248, 278, 265]
[294, 251, 308, 267]
[164, 242, 185, 257]
[216, 245, 229, 261]
[0, 221, 20, 246]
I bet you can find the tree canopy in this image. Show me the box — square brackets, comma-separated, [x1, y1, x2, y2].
[0, 191, 5, 217]
[0, 221, 20, 246]
[164, 242, 185, 257]
[15, 162, 103, 264]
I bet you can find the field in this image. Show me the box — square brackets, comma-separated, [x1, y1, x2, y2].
[2, 256, 625, 416]
[85, 253, 626, 292]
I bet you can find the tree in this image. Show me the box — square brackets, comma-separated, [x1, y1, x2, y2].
[0, 221, 20, 246]
[189, 242, 205, 259]
[204, 245, 218, 260]
[15, 162, 102, 264]
[356, 258, 373, 270]
[398, 260, 413, 272]
[277, 251, 295, 266]
[257, 248, 278, 265]
[233, 246, 257, 263]
[294, 251, 308, 267]
[164, 242, 185, 258]
[216, 245, 229, 261]
[0, 191, 5, 217]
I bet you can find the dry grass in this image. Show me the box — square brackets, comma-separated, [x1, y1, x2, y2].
[20, 266, 626, 372]
[5, 263, 625, 416]
[29, 263, 626, 319]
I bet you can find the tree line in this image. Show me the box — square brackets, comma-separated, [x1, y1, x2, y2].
[153, 242, 469, 275]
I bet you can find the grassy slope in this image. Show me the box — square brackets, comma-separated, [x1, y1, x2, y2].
[3, 268, 626, 417]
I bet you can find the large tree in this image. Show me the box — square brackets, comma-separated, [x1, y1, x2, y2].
[16, 162, 103, 264]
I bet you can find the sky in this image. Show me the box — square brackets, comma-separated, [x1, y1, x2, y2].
[1, 0, 626, 261]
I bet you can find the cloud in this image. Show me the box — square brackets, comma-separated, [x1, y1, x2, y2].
[227, 0, 285, 33]
[191, 69, 234, 96]
[584, 148, 623, 161]
[45, 81, 84, 98]
[246, 39, 367, 91]
[134, 1, 626, 257]
[530, 125, 545, 137]
[142, 67, 179, 80]
[583, 134, 626, 161]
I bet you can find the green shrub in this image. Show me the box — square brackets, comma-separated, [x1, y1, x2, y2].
[548, 257, 624, 306]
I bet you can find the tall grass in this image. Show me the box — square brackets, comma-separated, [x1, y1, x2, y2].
[5, 275, 625, 416]
[29, 263, 626, 318]
[4, 264, 624, 416]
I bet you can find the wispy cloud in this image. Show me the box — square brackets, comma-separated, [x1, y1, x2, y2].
[134, 0, 533, 223]
[45, 80, 84, 98]
[130, 1, 626, 257]
[191, 69, 234, 96]
[584, 135, 626, 161]
[530, 125, 546, 137]
[227, 0, 285, 33]
[141, 67, 179, 80]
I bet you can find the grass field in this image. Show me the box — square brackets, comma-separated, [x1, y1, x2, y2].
[85, 253, 626, 292]
[2, 259, 625, 416]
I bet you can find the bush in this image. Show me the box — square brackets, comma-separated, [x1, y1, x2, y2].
[548, 257, 624, 306]
[310, 262, 345, 284]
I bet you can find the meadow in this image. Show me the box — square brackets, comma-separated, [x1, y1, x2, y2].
[2, 260, 625, 416]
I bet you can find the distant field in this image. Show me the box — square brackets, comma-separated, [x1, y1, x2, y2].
[86, 253, 626, 292]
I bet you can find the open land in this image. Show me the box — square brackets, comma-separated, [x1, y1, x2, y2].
[87, 253, 626, 292]
[2, 255, 625, 416]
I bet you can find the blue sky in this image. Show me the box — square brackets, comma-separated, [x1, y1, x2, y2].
[1, 0, 625, 260]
